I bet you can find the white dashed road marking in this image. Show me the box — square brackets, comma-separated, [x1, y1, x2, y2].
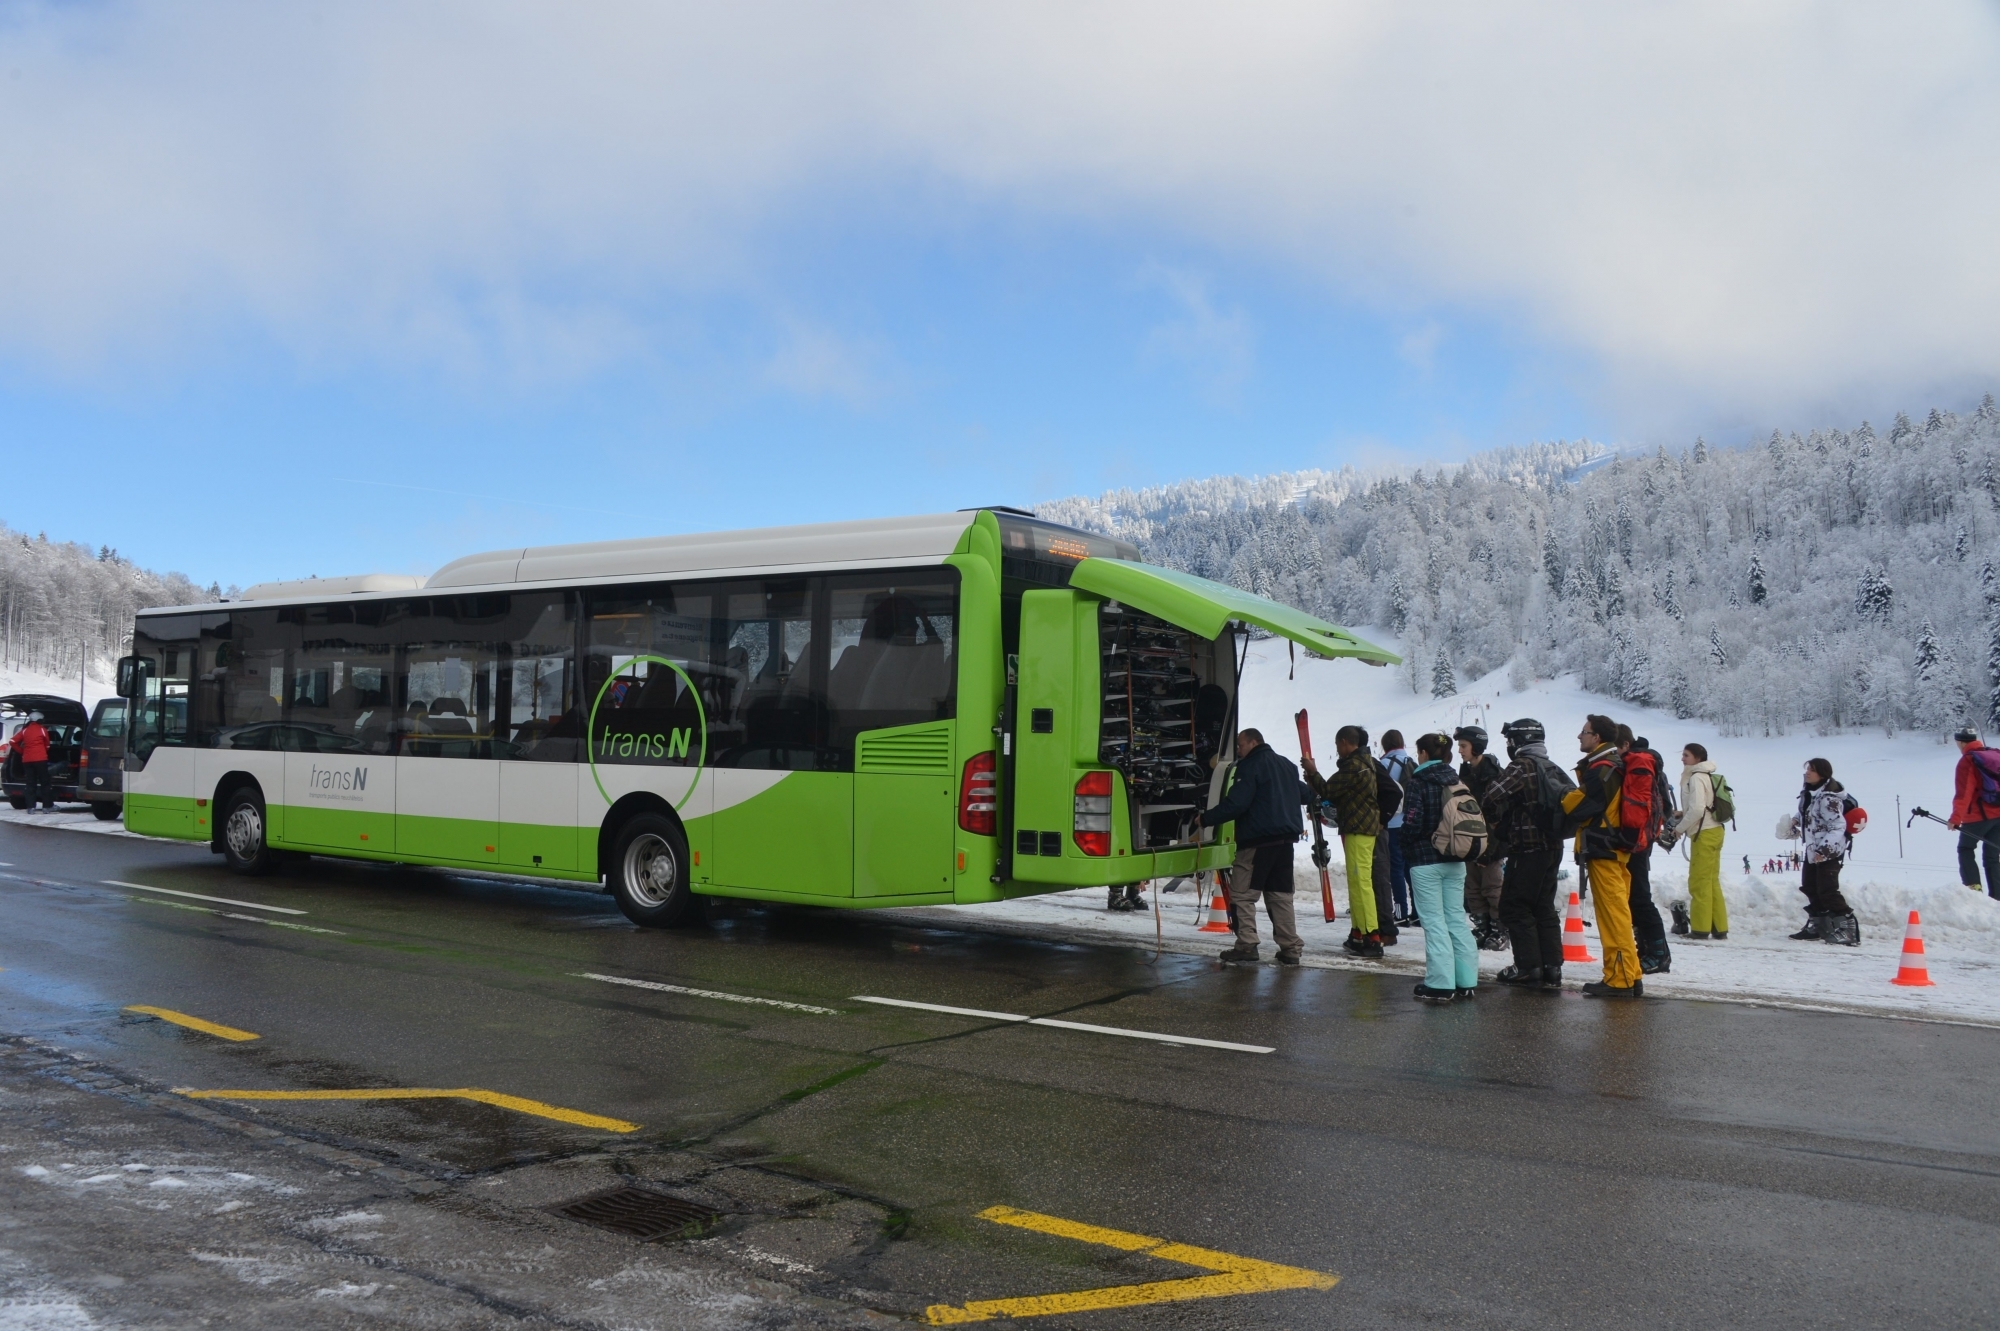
[104, 882, 308, 915]
[574, 972, 842, 1015]
[850, 996, 1275, 1054]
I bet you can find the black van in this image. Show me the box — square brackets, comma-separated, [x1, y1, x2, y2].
[1, 694, 90, 810]
[81, 697, 127, 820]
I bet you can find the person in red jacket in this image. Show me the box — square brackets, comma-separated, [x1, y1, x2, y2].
[16, 713, 53, 811]
[1949, 728, 2000, 898]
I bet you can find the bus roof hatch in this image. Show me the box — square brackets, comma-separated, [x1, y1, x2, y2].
[1067, 558, 1400, 665]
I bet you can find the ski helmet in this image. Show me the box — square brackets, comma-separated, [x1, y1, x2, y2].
[1499, 717, 1545, 749]
[1452, 725, 1488, 754]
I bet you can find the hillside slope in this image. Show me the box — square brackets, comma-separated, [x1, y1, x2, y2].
[1041, 405, 2000, 737]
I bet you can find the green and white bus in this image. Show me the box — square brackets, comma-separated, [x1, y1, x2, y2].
[116, 509, 1394, 925]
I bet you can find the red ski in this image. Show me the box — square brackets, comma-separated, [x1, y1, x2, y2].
[1295, 709, 1336, 923]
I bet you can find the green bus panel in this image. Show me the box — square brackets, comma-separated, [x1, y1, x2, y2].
[280, 803, 395, 853]
[712, 772, 853, 898]
[125, 792, 197, 841]
[856, 773, 954, 896]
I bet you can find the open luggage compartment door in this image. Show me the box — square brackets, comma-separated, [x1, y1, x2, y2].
[1004, 588, 1101, 885]
[1067, 559, 1399, 665]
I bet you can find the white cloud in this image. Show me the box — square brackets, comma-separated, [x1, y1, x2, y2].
[1, 2, 1997, 424]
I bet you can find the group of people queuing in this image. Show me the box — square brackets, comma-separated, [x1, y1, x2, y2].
[1196, 713, 1754, 1004]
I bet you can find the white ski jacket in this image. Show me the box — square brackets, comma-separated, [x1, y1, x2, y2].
[1677, 762, 1721, 838]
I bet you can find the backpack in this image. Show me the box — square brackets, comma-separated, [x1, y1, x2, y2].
[1971, 748, 2000, 808]
[1529, 755, 1577, 836]
[1373, 758, 1404, 824]
[1431, 780, 1489, 861]
[1707, 771, 1737, 828]
[1619, 750, 1660, 851]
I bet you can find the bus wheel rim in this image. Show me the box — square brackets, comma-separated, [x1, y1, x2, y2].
[623, 833, 677, 907]
[225, 803, 263, 858]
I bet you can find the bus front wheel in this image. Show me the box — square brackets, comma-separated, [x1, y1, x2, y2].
[220, 788, 277, 876]
[609, 813, 698, 928]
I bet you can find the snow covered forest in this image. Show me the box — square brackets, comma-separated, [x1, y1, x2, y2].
[1042, 402, 2000, 739]
[0, 523, 212, 686]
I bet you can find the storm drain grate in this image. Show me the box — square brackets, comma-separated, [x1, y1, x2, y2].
[551, 1186, 722, 1240]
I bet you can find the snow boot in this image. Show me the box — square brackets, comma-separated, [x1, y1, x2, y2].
[1824, 912, 1861, 947]
[1476, 916, 1508, 951]
[1412, 984, 1456, 1004]
[1670, 902, 1691, 936]
[1581, 979, 1643, 999]
[1342, 928, 1369, 957]
[1495, 964, 1540, 987]
[1788, 914, 1825, 941]
[1361, 932, 1386, 959]
[1710, 930, 1728, 940]
[1218, 943, 1260, 964]
[1539, 964, 1564, 992]
[1639, 940, 1672, 975]
[1276, 951, 1302, 967]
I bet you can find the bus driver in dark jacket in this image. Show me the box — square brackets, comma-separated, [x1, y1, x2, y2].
[1200, 728, 1308, 967]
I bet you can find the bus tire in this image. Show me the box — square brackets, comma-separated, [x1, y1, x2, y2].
[608, 812, 698, 928]
[220, 787, 278, 876]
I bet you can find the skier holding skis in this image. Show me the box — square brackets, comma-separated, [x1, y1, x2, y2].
[1303, 725, 1385, 957]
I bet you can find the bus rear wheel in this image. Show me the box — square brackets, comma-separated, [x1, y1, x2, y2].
[220, 788, 277, 876]
[609, 813, 698, 928]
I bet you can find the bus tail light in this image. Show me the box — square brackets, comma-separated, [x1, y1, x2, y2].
[1074, 770, 1113, 856]
[959, 752, 998, 835]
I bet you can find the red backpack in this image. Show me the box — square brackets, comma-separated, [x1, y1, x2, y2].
[1619, 749, 1661, 851]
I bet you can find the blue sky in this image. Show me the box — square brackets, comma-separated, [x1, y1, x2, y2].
[3, 4, 1997, 590]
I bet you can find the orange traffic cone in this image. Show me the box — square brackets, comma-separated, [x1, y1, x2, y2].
[1891, 910, 1935, 987]
[1561, 889, 1597, 963]
[1198, 878, 1233, 934]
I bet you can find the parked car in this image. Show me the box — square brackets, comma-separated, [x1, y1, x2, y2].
[1, 694, 90, 810]
[80, 697, 127, 821]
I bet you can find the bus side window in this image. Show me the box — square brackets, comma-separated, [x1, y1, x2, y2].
[825, 570, 958, 758]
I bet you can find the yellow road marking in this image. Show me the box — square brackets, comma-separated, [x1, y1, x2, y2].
[925, 1205, 1337, 1324]
[171, 1086, 640, 1133]
[123, 1005, 260, 1042]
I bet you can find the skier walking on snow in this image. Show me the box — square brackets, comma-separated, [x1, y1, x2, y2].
[1782, 758, 1862, 946]
[1948, 728, 2000, 900]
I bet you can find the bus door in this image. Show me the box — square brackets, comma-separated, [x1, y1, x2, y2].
[833, 574, 960, 898]
[709, 579, 853, 898]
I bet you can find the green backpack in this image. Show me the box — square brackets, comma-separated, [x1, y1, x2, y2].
[1706, 771, 1737, 828]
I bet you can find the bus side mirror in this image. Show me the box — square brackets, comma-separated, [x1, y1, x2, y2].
[116, 656, 147, 698]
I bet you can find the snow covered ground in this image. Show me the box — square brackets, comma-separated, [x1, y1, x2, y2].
[908, 638, 2000, 1027]
[0, 662, 114, 709]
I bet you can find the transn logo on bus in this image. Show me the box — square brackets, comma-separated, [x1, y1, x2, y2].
[310, 764, 368, 793]
[597, 727, 693, 761]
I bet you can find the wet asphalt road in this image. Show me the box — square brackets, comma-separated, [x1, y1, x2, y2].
[4, 816, 1999, 1329]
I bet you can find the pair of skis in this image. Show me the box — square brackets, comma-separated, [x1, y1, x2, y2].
[1295, 709, 1337, 923]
